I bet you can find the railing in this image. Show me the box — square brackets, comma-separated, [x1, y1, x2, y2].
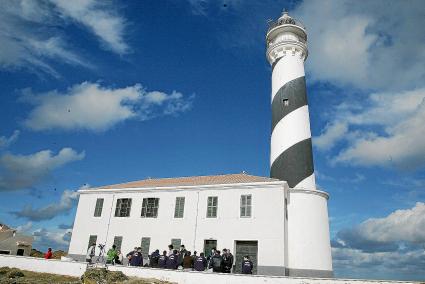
[267, 18, 306, 33]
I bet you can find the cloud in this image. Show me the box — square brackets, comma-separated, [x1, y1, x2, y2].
[0, 0, 129, 76]
[32, 227, 72, 251]
[0, 130, 20, 148]
[332, 203, 425, 280]
[22, 82, 193, 132]
[294, 0, 425, 91]
[313, 122, 348, 151]
[0, 148, 85, 191]
[51, 0, 129, 54]
[314, 88, 425, 169]
[11, 190, 79, 221]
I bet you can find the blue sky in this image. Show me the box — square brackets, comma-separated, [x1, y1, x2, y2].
[0, 0, 424, 281]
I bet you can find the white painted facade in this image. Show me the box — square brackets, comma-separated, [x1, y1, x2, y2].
[69, 180, 291, 274]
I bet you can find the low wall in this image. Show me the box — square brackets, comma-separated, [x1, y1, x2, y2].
[0, 255, 421, 284]
[0, 254, 87, 277]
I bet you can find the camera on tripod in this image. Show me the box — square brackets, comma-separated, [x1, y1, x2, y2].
[98, 244, 105, 250]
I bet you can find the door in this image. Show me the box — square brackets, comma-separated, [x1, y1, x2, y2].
[203, 239, 217, 258]
[16, 249, 25, 256]
[234, 241, 258, 274]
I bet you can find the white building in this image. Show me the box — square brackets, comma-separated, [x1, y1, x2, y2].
[68, 11, 333, 278]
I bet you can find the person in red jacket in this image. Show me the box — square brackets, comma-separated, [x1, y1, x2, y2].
[44, 248, 52, 259]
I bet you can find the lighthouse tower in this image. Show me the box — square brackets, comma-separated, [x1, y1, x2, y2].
[266, 11, 333, 277]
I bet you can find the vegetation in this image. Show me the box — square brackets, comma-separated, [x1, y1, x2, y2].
[0, 267, 175, 284]
[30, 248, 67, 259]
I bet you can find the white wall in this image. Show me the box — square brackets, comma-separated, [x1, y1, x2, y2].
[0, 255, 86, 277]
[69, 182, 289, 269]
[0, 255, 419, 284]
[287, 189, 332, 271]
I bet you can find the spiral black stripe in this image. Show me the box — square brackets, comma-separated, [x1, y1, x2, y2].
[271, 76, 308, 133]
[270, 138, 314, 188]
[271, 57, 282, 71]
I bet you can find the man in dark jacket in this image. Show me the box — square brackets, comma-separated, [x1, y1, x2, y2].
[178, 245, 187, 266]
[241, 255, 253, 274]
[166, 250, 179, 269]
[193, 252, 207, 271]
[129, 248, 143, 267]
[209, 250, 223, 272]
[182, 251, 193, 270]
[221, 248, 233, 273]
[150, 249, 160, 268]
[158, 251, 168, 268]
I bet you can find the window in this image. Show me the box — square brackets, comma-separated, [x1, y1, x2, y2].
[113, 236, 123, 251]
[206, 196, 218, 218]
[240, 195, 252, 217]
[115, 198, 132, 217]
[174, 197, 185, 218]
[171, 238, 181, 249]
[88, 235, 97, 249]
[141, 198, 159, 218]
[141, 237, 151, 257]
[94, 198, 104, 217]
[283, 98, 289, 106]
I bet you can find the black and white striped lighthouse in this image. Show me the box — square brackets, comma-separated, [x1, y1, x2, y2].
[266, 11, 315, 190]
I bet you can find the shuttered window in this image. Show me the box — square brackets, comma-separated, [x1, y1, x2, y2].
[171, 238, 181, 249]
[174, 197, 185, 218]
[207, 196, 218, 218]
[88, 235, 97, 249]
[113, 236, 123, 251]
[94, 198, 104, 217]
[141, 237, 151, 257]
[240, 195, 252, 217]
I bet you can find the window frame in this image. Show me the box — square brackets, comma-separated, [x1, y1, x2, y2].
[240, 194, 252, 218]
[174, 197, 185, 218]
[141, 198, 160, 218]
[94, 198, 104, 217]
[206, 196, 218, 218]
[114, 198, 132, 217]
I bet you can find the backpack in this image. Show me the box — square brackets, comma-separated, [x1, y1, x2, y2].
[212, 256, 222, 269]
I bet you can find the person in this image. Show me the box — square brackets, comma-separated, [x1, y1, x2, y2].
[182, 251, 193, 270]
[193, 252, 207, 272]
[44, 248, 52, 259]
[130, 247, 143, 267]
[166, 249, 178, 269]
[150, 249, 160, 268]
[178, 245, 187, 266]
[86, 243, 96, 263]
[241, 255, 253, 274]
[115, 250, 123, 265]
[222, 248, 233, 273]
[209, 250, 223, 273]
[168, 244, 174, 257]
[126, 247, 138, 266]
[158, 250, 168, 268]
[207, 247, 216, 269]
[106, 245, 118, 265]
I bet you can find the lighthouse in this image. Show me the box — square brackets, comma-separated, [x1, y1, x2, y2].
[266, 11, 333, 277]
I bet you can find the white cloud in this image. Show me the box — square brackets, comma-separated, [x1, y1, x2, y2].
[294, 0, 425, 90]
[314, 88, 425, 169]
[332, 202, 425, 280]
[51, 0, 129, 54]
[12, 190, 79, 221]
[0, 130, 20, 148]
[314, 122, 348, 151]
[32, 227, 72, 251]
[0, 0, 129, 76]
[22, 82, 193, 132]
[0, 148, 85, 191]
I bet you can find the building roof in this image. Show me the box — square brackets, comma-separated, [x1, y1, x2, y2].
[0, 224, 12, 232]
[97, 173, 280, 189]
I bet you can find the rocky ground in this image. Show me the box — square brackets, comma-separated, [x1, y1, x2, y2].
[0, 267, 175, 284]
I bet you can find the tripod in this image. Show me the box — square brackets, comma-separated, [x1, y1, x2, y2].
[95, 244, 106, 265]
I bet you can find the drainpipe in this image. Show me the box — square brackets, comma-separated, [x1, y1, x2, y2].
[105, 194, 115, 246]
[193, 191, 200, 251]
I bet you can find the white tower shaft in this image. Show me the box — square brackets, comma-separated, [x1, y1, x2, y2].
[266, 12, 333, 277]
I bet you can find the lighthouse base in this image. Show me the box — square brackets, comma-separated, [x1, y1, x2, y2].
[287, 268, 334, 278]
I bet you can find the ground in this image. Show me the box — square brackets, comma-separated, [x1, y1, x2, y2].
[0, 267, 175, 284]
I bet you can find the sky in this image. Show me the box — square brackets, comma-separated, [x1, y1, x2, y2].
[0, 0, 424, 281]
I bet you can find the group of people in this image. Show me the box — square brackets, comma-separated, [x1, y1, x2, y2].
[86, 243, 254, 274]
